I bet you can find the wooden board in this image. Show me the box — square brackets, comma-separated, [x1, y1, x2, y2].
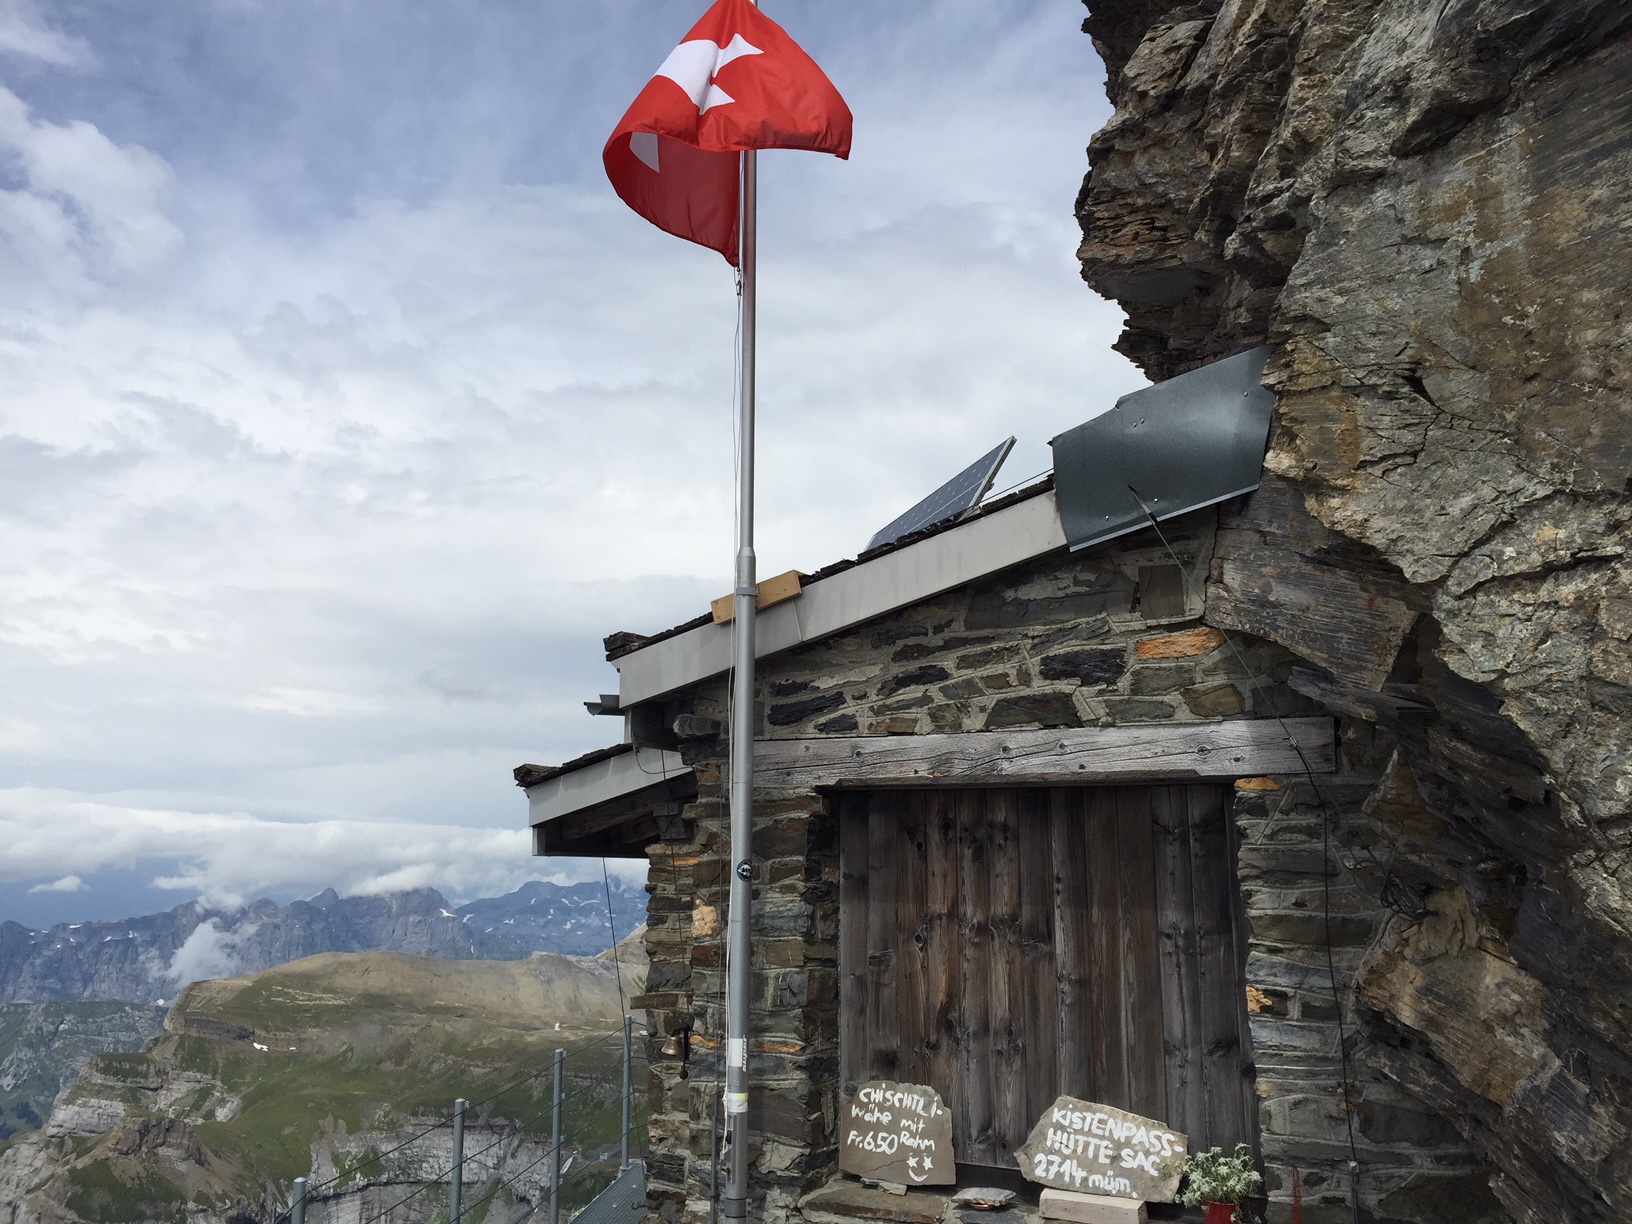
[1015, 1096, 1188, 1202]
[1149, 785, 1258, 1152]
[755, 718, 1335, 789]
[1116, 789, 1166, 1122]
[710, 569, 804, 625]
[838, 794, 870, 1097]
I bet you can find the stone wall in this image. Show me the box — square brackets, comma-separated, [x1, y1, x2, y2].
[632, 510, 1498, 1224]
[1076, 2, 1632, 1219]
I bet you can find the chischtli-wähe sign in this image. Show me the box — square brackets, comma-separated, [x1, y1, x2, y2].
[838, 1081, 955, 1186]
[1015, 1096, 1188, 1202]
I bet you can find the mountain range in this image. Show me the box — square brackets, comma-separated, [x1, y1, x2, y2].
[0, 878, 648, 1006]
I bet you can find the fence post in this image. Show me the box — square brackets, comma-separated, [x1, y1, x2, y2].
[291, 1176, 306, 1224]
[550, 1047, 565, 1224]
[621, 1015, 633, 1172]
[451, 1097, 467, 1223]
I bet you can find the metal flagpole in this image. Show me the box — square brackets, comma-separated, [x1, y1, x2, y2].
[722, 136, 757, 1218]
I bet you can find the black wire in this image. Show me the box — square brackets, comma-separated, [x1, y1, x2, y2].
[602, 856, 628, 1018]
[460, 1027, 628, 1114]
[266, 1053, 639, 1224]
[454, 1125, 640, 1224]
[282, 1111, 450, 1205]
[1125, 490, 1365, 1191]
[458, 1080, 619, 1170]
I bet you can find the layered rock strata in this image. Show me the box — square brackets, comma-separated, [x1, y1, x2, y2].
[1077, 2, 1632, 1220]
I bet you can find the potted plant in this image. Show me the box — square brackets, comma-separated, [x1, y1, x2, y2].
[1177, 1144, 1262, 1224]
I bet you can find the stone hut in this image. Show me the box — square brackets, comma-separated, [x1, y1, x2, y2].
[516, 356, 1504, 1224]
[519, 3, 1632, 1220]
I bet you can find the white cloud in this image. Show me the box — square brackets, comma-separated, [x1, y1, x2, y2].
[28, 873, 85, 893]
[0, 2, 1139, 922]
[0, 0, 93, 68]
[0, 786, 638, 905]
[0, 84, 180, 280]
[162, 919, 253, 988]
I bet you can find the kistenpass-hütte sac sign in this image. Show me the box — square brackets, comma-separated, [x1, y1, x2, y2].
[838, 1081, 955, 1186]
[1014, 1096, 1189, 1202]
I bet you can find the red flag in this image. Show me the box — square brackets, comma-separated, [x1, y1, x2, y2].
[604, 0, 852, 265]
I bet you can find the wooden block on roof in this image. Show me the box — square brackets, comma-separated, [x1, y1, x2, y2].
[1038, 1190, 1147, 1223]
[711, 570, 804, 625]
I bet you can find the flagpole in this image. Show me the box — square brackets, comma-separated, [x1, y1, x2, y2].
[722, 141, 757, 1220]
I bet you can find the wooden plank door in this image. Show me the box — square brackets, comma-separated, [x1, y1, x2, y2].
[838, 784, 1256, 1172]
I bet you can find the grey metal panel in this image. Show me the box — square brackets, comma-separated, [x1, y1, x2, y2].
[572, 1160, 646, 1224]
[866, 437, 1015, 551]
[1050, 347, 1275, 551]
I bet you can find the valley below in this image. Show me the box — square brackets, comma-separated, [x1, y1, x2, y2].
[0, 883, 648, 1224]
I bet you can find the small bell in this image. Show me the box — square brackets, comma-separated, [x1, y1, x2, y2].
[660, 1033, 684, 1057]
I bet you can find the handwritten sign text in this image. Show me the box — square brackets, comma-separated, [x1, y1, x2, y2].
[1015, 1096, 1188, 1202]
[838, 1081, 954, 1186]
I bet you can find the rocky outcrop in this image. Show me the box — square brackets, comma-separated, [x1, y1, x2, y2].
[1078, 3, 1632, 1221]
[0, 1002, 166, 1141]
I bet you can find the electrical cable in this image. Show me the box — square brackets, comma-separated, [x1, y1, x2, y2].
[601, 857, 628, 1019]
[461, 1027, 629, 1114]
[1124, 489, 1365, 1207]
[276, 1110, 451, 1206]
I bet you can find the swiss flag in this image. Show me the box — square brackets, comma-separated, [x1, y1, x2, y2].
[604, 0, 852, 265]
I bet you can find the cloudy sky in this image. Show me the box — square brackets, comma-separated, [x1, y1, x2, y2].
[0, 0, 1140, 927]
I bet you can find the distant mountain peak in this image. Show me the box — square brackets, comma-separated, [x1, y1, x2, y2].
[1, 879, 647, 1005]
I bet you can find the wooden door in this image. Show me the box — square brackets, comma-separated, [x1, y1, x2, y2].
[838, 785, 1256, 1171]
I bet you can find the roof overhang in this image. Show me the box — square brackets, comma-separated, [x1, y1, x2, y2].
[613, 485, 1068, 706]
[525, 745, 695, 858]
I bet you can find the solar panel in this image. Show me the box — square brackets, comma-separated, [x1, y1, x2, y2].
[866, 437, 1015, 552]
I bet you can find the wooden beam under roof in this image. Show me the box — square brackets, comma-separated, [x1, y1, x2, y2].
[754, 717, 1335, 789]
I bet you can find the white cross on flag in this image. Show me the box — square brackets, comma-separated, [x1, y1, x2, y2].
[603, 0, 852, 264]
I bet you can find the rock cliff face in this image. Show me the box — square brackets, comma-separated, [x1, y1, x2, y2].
[0, 1003, 166, 1141]
[1077, 3, 1632, 1221]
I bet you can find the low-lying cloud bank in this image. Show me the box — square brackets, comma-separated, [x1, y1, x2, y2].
[0, 787, 644, 914]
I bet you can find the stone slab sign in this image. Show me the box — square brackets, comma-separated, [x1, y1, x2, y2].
[1015, 1096, 1187, 1202]
[839, 1081, 955, 1186]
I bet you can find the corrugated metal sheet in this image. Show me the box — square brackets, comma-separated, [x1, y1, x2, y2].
[571, 1161, 646, 1224]
[1050, 346, 1275, 551]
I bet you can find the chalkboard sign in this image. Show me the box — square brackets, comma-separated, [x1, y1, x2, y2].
[839, 1081, 955, 1186]
[1015, 1096, 1188, 1202]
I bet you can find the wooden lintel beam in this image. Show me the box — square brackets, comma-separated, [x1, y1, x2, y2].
[753, 717, 1335, 789]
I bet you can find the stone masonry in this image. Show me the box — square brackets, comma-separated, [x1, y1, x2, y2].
[629, 500, 1500, 1224]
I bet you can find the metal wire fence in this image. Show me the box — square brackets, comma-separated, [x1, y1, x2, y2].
[269, 1016, 649, 1224]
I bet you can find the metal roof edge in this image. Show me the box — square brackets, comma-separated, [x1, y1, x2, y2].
[614, 485, 1068, 706]
[525, 745, 692, 826]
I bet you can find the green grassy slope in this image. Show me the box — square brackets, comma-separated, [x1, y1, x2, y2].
[4, 948, 646, 1224]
